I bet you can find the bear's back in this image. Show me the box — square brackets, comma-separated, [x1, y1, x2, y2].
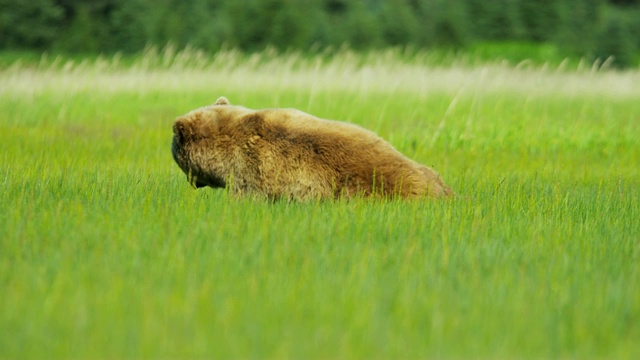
[252, 108, 435, 199]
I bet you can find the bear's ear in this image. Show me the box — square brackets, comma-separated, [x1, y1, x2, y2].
[214, 97, 230, 106]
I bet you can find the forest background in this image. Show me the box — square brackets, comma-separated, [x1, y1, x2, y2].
[1, 0, 639, 67]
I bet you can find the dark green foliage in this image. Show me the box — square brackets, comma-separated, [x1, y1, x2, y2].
[593, 7, 638, 67]
[340, 1, 382, 49]
[467, 0, 525, 41]
[379, 0, 419, 46]
[553, 0, 604, 60]
[108, 0, 151, 53]
[0, 0, 638, 66]
[519, 0, 563, 42]
[0, 0, 63, 49]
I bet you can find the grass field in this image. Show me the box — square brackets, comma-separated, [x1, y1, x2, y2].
[1, 49, 639, 359]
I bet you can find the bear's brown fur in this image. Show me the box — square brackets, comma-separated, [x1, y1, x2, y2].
[172, 97, 454, 201]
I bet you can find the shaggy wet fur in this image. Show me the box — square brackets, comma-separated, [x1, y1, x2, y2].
[172, 97, 454, 201]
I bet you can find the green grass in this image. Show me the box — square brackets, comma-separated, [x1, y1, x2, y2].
[1, 49, 639, 359]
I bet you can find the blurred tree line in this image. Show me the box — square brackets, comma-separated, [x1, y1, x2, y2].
[1, 0, 639, 66]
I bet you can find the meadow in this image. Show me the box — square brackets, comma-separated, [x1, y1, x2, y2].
[1, 48, 639, 359]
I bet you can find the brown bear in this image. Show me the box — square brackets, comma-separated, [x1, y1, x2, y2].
[172, 97, 454, 201]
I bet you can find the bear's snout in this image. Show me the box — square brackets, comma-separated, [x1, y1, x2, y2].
[171, 135, 182, 166]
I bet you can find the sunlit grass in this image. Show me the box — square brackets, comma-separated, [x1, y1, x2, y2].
[1, 49, 639, 359]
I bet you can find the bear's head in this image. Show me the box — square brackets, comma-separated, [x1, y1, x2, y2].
[171, 97, 264, 189]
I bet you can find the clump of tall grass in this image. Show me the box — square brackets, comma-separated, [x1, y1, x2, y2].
[2, 45, 639, 100]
